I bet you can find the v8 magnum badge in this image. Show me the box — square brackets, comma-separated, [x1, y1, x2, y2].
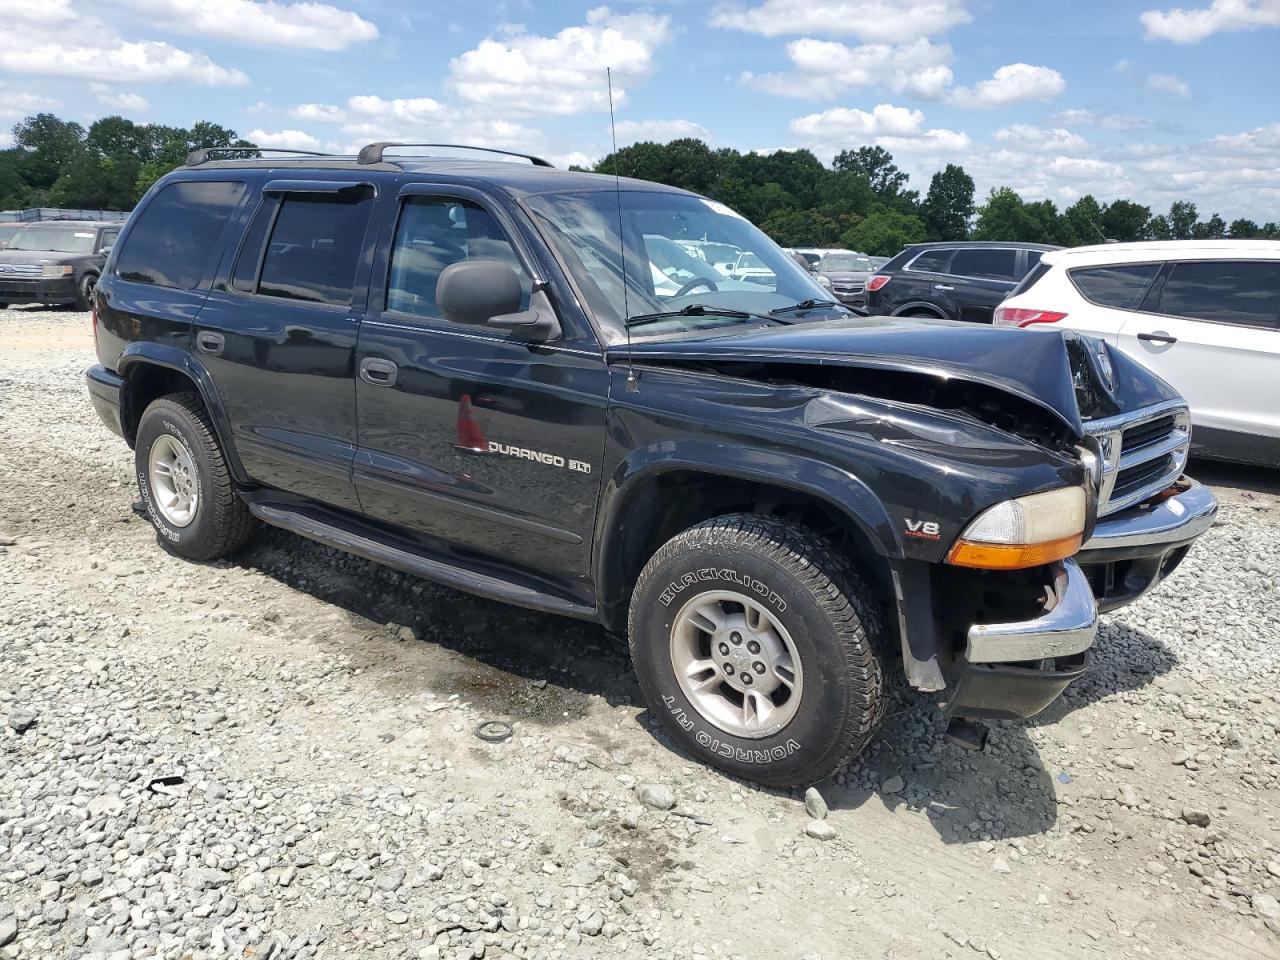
[903, 518, 942, 541]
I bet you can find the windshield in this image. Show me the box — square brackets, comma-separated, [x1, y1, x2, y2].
[8, 225, 97, 254]
[821, 254, 872, 272]
[524, 190, 839, 341]
[0, 225, 20, 247]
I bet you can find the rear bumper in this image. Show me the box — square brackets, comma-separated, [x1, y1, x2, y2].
[0, 277, 78, 304]
[86, 364, 127, 439]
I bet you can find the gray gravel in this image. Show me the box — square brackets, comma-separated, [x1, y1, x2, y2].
[2, 306, 1279, 960]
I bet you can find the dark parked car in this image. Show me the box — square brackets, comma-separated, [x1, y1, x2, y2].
[866, 241, 1060, 324]
[85, 145, 1214, 786]
[0, 220, 120, 309]
[816, 251, 874, 310]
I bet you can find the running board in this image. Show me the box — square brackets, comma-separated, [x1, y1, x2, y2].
[245, 500, 598, 622]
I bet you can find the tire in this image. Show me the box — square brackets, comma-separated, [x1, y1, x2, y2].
[629, 514, 886, 787]
[75, 273, 98, 311]
[135, 392, 256, 561]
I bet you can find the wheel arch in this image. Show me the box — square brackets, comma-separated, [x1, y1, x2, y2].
[890, 300, 947, 319]
[117, 344, 249, 484]
[594, 446, 901, 633]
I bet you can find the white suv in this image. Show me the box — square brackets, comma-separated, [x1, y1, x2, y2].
[995, 240, 1279, 467]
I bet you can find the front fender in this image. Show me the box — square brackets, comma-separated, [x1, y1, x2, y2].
[116, 343, 249, 484]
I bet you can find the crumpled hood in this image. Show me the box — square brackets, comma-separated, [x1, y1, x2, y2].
[613, 314, 1182, 438]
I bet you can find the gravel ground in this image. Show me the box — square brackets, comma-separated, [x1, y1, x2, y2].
[1, 305, 1278, 960]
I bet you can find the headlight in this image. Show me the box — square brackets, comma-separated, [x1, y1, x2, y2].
[816, 275, 832, 289]
[947, 486, 1087, 570]
[42, 264, 74, 278]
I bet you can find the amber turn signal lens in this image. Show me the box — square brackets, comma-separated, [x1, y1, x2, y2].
[946, 533, 1083, 570]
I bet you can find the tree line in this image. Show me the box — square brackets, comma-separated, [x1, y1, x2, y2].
[4, 113, 1277, 255]
[586, 138, 1280, 254]
[0, 113, 251, 213]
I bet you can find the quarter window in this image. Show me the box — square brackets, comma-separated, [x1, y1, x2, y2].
[255, 193, 373, 306]
[116, 180, 246, 289]
[908, 249, 952, 273]
[1069, 263, 1160, 309]
[1157, 260, 1280, 329]
[386, 197, 530, 319]
[950, 248, 1018, 281]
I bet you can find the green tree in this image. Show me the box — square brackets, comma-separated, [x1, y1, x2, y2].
[1228, 218, 1263, 238]
[1099, 200, 1150, 242]
[13, 113, 86, 190]
[1064, 195, 1108, 244]
[1192, 213, 1226, 239]
[1148, 215, 1172, 240]
[1168, 200, 1198, 240]
[972, 188, 1054, 243]
[920, 164, 975, 241]
[841, 208, 926, 256]
[833, 146, 911, 204]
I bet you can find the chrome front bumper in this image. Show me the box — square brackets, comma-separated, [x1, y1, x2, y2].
[966, 559, 1097, 664]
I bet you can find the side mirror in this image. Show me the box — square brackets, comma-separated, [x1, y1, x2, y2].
[436, 260, 560, 341]
[100, 245, 113, 256]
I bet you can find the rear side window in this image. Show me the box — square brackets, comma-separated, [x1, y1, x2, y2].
[116, 180, 246, 289]
[907, 249, 951, 273]
[1069, 263, 1160, 309]
[235, 192, 374, 306]
[1010, 261, 1051, 297]
[951, 248, 1018, 281]
[1157, 260, 1280, 329]
[386, 196, 530, 320]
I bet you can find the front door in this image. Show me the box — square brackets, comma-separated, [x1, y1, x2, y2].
[195, 178, 377, 511]
[1118, 258, 1280, 452]
[353, 184, 608, 600]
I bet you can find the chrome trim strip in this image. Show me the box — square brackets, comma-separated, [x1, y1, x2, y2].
[1081, 478, 1218, 552]
[1086, 400, 1191, 517]
[966, 560, 1098, 665]
[1085, 398, 1189, 434]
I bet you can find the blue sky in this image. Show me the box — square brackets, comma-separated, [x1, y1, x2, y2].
[2, 0, 1279, 219]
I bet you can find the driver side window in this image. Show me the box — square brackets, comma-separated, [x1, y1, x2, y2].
[386, 197, 531, 321]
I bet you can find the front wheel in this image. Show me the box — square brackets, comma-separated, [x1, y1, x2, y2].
[75, 273, 98, 311]
[629, 515, 886, 787]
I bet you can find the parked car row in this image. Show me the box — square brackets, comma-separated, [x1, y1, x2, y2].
[0, 220, 119, 310]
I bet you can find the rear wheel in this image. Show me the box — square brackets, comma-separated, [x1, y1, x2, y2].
[629, 514, 886, 787]
[75, 273, 98, 311]
[135, 393, 256, 561]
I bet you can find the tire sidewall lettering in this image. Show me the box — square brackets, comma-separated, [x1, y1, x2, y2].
[658, 567, 787, 612]
[140, 416, 203, 544]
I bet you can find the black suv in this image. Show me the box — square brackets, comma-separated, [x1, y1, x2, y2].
[866, 241, 1060, 324]
[85, 145, 1216, 786]
[0, 220, 120, 309]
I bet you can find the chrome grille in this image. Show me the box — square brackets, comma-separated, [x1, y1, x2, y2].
[1085, 401, 1191, 517]
[0, 264, 41, 278]
[832, 281, 865, 294]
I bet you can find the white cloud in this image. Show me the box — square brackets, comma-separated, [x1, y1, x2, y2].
[246, 128, 323, 150]
[709, 0, 971, 42]
[948, 62, 1065, 108]
[994, 124, 1089, 154]
[744, 37, 954, 99]
[1053, 108, 1153, 131]
[0, 39, 247, 85]
[1141, 0, 1280, 43]
[0, 0, 75, 23]
[0, 89, 61, 120]
[89, 82, 150, 113]
[790, 103, 969, 157]
[1145, 71, 1191, 97]
[116, 0, 378, 51]
[613, 119, 711, 143]
[448, 7, 671, 115]
[246, 100, 272, 115]
[1204, 121, 1280, 155]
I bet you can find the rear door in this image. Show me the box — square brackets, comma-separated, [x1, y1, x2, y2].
[352, 183, 608, 597]
[194, 177, 377, 511]
[947, 247, 1020, 323]
[1118, 258, 1280, 449]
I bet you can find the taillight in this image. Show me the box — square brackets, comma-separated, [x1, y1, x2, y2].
[91, 298, 100, 354]
[866, 274, 890, 292]
[993, 306, 1067, 328]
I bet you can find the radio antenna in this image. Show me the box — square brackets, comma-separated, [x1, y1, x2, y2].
[607, 67, 637, 391]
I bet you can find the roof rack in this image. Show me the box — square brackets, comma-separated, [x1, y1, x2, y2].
[186, 146, 338, 166]
[356, 142, 554, 167]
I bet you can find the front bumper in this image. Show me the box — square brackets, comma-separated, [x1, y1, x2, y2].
[944, 476, 1216, 720]
[0, 276, 78, 304]
[1077, 477, 1217, 612]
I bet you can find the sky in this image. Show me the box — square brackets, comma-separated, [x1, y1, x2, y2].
[1, 0, 1279, 221]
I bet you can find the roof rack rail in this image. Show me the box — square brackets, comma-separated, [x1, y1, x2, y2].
[356, 142, 554, 167]
[186, 146, 338, 166]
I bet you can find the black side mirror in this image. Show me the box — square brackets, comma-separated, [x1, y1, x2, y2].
[436, 260, 560, 341]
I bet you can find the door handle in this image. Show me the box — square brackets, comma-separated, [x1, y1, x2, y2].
[360, 357, 398, 387]
[1137, 331, 1178, 345]
[195, 331, 224, 356]
[933, 284, 955, 291]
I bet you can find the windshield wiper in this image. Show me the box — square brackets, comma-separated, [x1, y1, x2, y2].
[625, 303, 761, 328]
[769, 298, 843, 316]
